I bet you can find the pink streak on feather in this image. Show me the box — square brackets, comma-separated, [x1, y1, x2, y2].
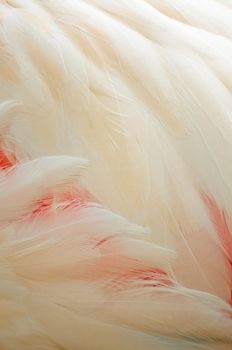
[203, 194, 232, 305]
[0, 148, 16, 169]
[30, 188, 97, 217]
[31, 194, 53, 217]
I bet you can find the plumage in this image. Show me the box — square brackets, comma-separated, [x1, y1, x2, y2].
[0, 0, 232, 349]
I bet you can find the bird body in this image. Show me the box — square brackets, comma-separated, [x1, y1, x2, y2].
[0, 1, 232, 349]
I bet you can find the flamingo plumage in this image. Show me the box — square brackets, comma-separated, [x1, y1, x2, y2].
[0, 1, 232, 349]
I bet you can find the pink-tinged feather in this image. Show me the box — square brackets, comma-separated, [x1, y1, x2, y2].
[123, 268, 173, 288]
[94, 236, 114, 248]
[30, 188, 97, 217]
[59, 189, 97, 210]
[0, 148, 16, 169]
[203, 194, 232, 305]
[31, 194, 53, 217]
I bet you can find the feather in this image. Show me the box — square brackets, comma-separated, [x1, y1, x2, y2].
[0, 0, 232, 349]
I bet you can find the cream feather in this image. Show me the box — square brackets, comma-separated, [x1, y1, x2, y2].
[0, 0, 232, 349]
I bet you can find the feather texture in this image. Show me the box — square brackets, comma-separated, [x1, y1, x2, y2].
[0, 0, 232, 349]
